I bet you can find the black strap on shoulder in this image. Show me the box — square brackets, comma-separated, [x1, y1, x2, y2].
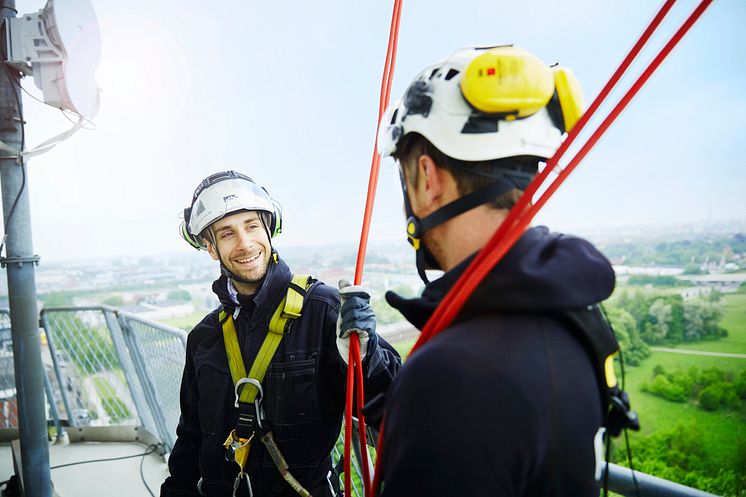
[558, 305, 639, 437]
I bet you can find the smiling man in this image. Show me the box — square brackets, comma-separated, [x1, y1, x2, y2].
[161, 171, 401, 497]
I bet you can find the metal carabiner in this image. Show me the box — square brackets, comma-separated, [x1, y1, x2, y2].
[232, 470, 254, 497]
[234, 377, 265, 429]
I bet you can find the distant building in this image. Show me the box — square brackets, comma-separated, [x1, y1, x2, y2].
[613, 265, 684, 276]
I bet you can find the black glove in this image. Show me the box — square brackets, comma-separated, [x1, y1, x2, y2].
[336, 279, 376, 363]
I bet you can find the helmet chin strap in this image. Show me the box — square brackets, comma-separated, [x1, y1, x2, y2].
[400, 172, 530, 284]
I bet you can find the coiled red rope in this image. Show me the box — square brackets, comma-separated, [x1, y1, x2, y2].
[370, 0, 713, 494]
[346, 1, 404, 496]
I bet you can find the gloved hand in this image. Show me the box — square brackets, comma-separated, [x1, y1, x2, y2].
[336, 279, 376, 365]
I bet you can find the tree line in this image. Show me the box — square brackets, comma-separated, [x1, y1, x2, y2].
[604, 290, 726, 365]
[642, 364, 746, 412]
[600, 232, 746, 267]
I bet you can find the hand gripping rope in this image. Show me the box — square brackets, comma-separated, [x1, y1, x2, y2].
[363, 0, 715, 495]
[345, 1, 403, 496]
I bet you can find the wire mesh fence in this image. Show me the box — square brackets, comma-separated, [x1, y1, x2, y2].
[331, 418, 376, 497]
[41, 308, 142, 427]
[0, 310, 17, 428]
[117, 311, 186, 450]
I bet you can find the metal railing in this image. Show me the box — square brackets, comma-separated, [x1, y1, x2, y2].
[114, 310, 186, 450]
[40, 306, 186, 450]
[0, 306, 723, 497]
[605, 463, 718, 497]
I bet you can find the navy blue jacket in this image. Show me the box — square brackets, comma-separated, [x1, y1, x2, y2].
[379, 226, 614, 497]
[161, 255, 401, 497]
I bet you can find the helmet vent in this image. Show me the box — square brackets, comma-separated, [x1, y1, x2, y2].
[444, 69, 459, 81]
[194, 199, 206, 217]
[390, 108, 398, 124]
[462, 114, 498, 134]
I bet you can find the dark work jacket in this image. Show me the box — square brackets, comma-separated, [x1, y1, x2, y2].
[380, 226, 615, 497]
[161, 255, 401, 497]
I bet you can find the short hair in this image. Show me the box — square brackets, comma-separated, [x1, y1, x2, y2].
[393, 133, 539, 210]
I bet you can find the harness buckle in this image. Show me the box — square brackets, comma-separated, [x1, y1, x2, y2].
[234, 378, 264, 410]
[233, 378, 266, 439]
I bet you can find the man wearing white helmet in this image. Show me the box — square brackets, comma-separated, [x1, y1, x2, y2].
[373, 46, 635, 495]
[161, 171, 401, 497]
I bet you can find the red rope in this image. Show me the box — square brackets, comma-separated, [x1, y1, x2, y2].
[355, 342, 371, 495]
[354, 0, 404, 284]
[372, 0, 713, 493]
[343, 345, 355, 497]
[347, 1, 404, 496]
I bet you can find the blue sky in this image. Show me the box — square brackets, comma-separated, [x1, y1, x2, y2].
[10, 0, 746, 262]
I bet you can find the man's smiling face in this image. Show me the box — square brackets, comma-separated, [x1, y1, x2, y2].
[206, 210, 271, 295]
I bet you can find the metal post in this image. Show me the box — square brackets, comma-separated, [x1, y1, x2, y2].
[39, 311, 76, 427]
[42, 366, 64, 443]
[0, 1, 52, 496]
[102, 307, 156, 433]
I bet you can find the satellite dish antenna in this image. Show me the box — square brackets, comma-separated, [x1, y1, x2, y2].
[4, 0, 102, 119]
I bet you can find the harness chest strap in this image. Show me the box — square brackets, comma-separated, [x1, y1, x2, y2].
[221, 274, 312, 404]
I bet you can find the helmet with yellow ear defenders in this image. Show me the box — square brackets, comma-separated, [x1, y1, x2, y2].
[179, 171, 283, 250]
[377, 45, 583, 161]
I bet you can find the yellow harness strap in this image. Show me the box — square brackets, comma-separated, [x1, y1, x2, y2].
[221, 274, 312, 403]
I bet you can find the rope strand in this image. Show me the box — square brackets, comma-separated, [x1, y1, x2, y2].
[347, 2, 404, 494]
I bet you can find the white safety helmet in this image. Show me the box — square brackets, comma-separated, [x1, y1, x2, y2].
[377, 45, 583, 162]
[180, 171, 282, 250]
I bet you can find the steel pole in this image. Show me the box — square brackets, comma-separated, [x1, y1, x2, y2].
[0, 1, 52, 496]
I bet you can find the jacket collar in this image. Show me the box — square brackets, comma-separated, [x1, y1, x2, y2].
[386, 226, 615, 330]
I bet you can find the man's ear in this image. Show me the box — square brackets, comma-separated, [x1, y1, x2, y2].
[417, 154, 448, 206]
[205, 236, 220, 261]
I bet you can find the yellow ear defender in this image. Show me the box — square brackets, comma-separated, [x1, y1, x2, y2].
[460, 46, 555, 119]
[552, 66, 584, 132]
[460, 46, 584, 131]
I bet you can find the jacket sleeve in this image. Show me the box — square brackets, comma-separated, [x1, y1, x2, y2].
[360, 331, 401, 404]
[160, 337, 202, 497]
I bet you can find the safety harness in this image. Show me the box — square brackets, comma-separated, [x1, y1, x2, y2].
[219, 274, 316, 497]
[560, 306, 639, 437]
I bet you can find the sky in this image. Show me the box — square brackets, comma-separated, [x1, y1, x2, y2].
[7, 0, 746, 263]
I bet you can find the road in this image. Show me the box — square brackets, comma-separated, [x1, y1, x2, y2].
[651, 347, 746, 359]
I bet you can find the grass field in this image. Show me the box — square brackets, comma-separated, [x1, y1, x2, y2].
[391, 338, 416, 360]
[161, 311, 209, 331]
[621, 292, 746, 472]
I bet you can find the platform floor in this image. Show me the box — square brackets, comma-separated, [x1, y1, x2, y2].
[1, 440, 170, 497]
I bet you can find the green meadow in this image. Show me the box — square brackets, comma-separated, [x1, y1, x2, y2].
[615, 292, 746, 493]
